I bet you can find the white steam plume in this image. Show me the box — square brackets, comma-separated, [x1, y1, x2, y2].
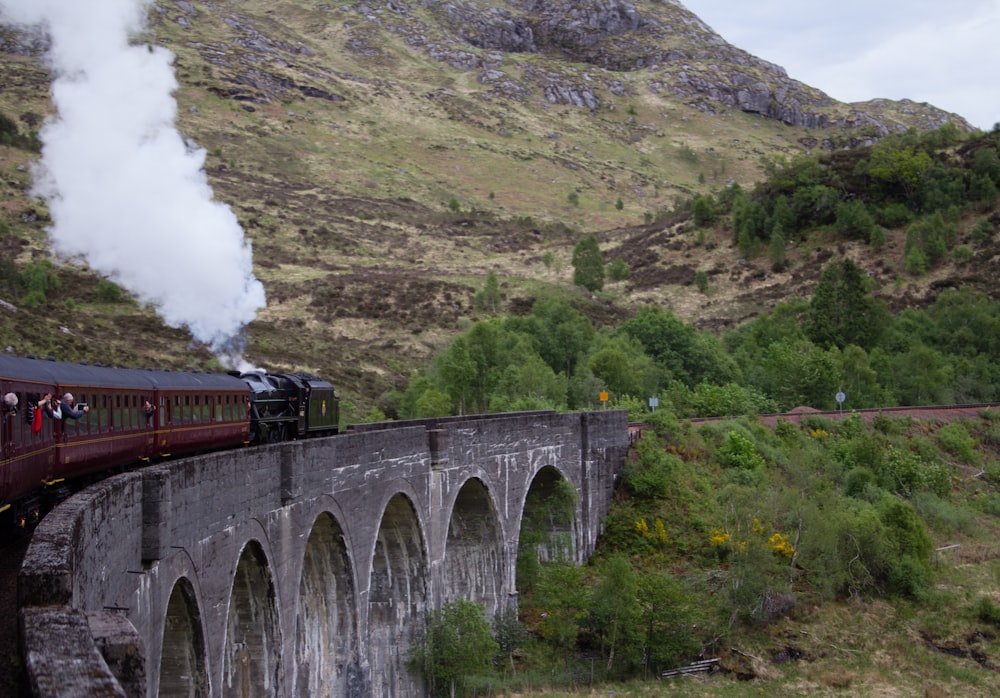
[0, 0, 266, 356]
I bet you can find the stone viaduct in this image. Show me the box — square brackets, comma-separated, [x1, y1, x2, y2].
[18, 409, 630, 697]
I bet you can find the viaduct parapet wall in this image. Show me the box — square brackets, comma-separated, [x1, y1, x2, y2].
[18, 410, 629, 697]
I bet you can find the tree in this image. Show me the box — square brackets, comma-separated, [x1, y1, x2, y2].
[408, 599, 499, 698]
[474, 270, 501, 314]
[769, 195, 796, 237]
[572, 234, 604, 292]
[530, 298, 594, 378]
[491, 606, 527, 675]
[618, 306, 739, 388]
[806, 259, 885, 350]
[534, 563, 588, 649]
[587, 334, 661, 399]
[834, 200, 876, 240]
[768, 225, 787, 271]
[860, 141, 932, 206]
[638, 571, 704, 677]
[588, 554, 641, 674]
[691, 194, 715, 228]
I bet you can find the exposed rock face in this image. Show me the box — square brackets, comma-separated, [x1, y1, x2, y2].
[406, 0, 970, 130]
[2, 0, 970, 134]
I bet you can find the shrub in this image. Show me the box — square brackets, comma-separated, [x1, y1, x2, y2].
[912, 491, 975, 535]
[607, 256, 629, 282]
[974, 596, 1000, 627]
[621, 440, 679, 499]
[694, 270, 709, 294]
[969, 217, 993, 242]
[887, 555, 932, 598]
[953, 245, 973, 264]
[96, 279, 124, 303]
[835, 199, 876, 239]
[937, 421, 978, 464]
[844, 467, 878, 499]
[718, 430, 766, 470]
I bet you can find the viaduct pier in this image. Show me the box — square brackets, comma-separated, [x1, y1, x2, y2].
[18, 409, 629, 696]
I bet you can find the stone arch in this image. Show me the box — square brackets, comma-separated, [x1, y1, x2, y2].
[158, 576, 208, 697]
[442, 477, 506, 616]
[223, 540, 281, 698]
[368, 493, 428, 697]
[294, 512, 361, 697]
[516, 465, 578, 594]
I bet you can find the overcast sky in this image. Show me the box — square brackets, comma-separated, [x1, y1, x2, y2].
[679, 1, 1000, 130]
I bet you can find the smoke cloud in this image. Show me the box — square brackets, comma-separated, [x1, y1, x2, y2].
[0, 0, 266, 355]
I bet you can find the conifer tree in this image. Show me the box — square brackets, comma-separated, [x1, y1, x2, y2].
[572, 234, 605, 292]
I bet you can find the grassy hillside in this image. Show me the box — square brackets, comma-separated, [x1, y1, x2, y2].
[0, 0, 990, 415]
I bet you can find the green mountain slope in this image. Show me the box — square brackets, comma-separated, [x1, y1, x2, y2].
[0, 0, 987, 411]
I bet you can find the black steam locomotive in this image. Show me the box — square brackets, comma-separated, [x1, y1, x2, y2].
[0, 353, 339, 528]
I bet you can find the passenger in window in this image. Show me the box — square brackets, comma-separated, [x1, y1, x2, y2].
[2, 392, 16, 423]
[143, 400, 156, 424]
[39, 393, 62, 420]
[58, 393, 89, 420]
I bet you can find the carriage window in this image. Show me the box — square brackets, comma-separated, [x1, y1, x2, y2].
[192, 395, 200, 423]
[26, 393, 47, 443]
[9, 391, 23, 449]
[65, 394, 80, 436]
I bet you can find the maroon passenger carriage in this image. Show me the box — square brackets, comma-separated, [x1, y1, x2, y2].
[0, 353, 250, 528]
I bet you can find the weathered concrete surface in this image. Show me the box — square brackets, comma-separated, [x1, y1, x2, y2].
[19, 410, 628, 696]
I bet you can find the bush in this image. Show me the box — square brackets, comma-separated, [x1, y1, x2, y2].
[96, 279, 124, 303]
[974, 596, 1000, 627]
[844, 467, 878, 499]
[887, 555, 932, 598]
[607, 257, 629, 282]
[912, 491, 975, 535]
[937, 422, 978, 464]
[694, 270, 709, 294]
[718, 430, 766, 470]
[835, 200, 876, 239]
[621, 443, 679, 500]
[876, 202, 914, 229]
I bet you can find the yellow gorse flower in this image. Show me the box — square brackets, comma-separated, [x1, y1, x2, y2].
[768, 532, 795, 557]
[709, 528, 730, 546]
[655, 518, 669, 545]
[636, 518, 651, 538]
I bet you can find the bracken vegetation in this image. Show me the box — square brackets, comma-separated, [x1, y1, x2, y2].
[405, 408, 1000, 697]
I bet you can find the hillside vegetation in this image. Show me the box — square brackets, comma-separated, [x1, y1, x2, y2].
[0, 0, 987, 416]
[476, 409, 1000, 697]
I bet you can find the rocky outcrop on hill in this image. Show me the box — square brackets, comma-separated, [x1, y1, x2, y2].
[2, 0, 972, 139]
[354, 0, 970, 133]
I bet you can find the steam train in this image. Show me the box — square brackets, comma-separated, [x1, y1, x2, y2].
[0, 353, 339, 528]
